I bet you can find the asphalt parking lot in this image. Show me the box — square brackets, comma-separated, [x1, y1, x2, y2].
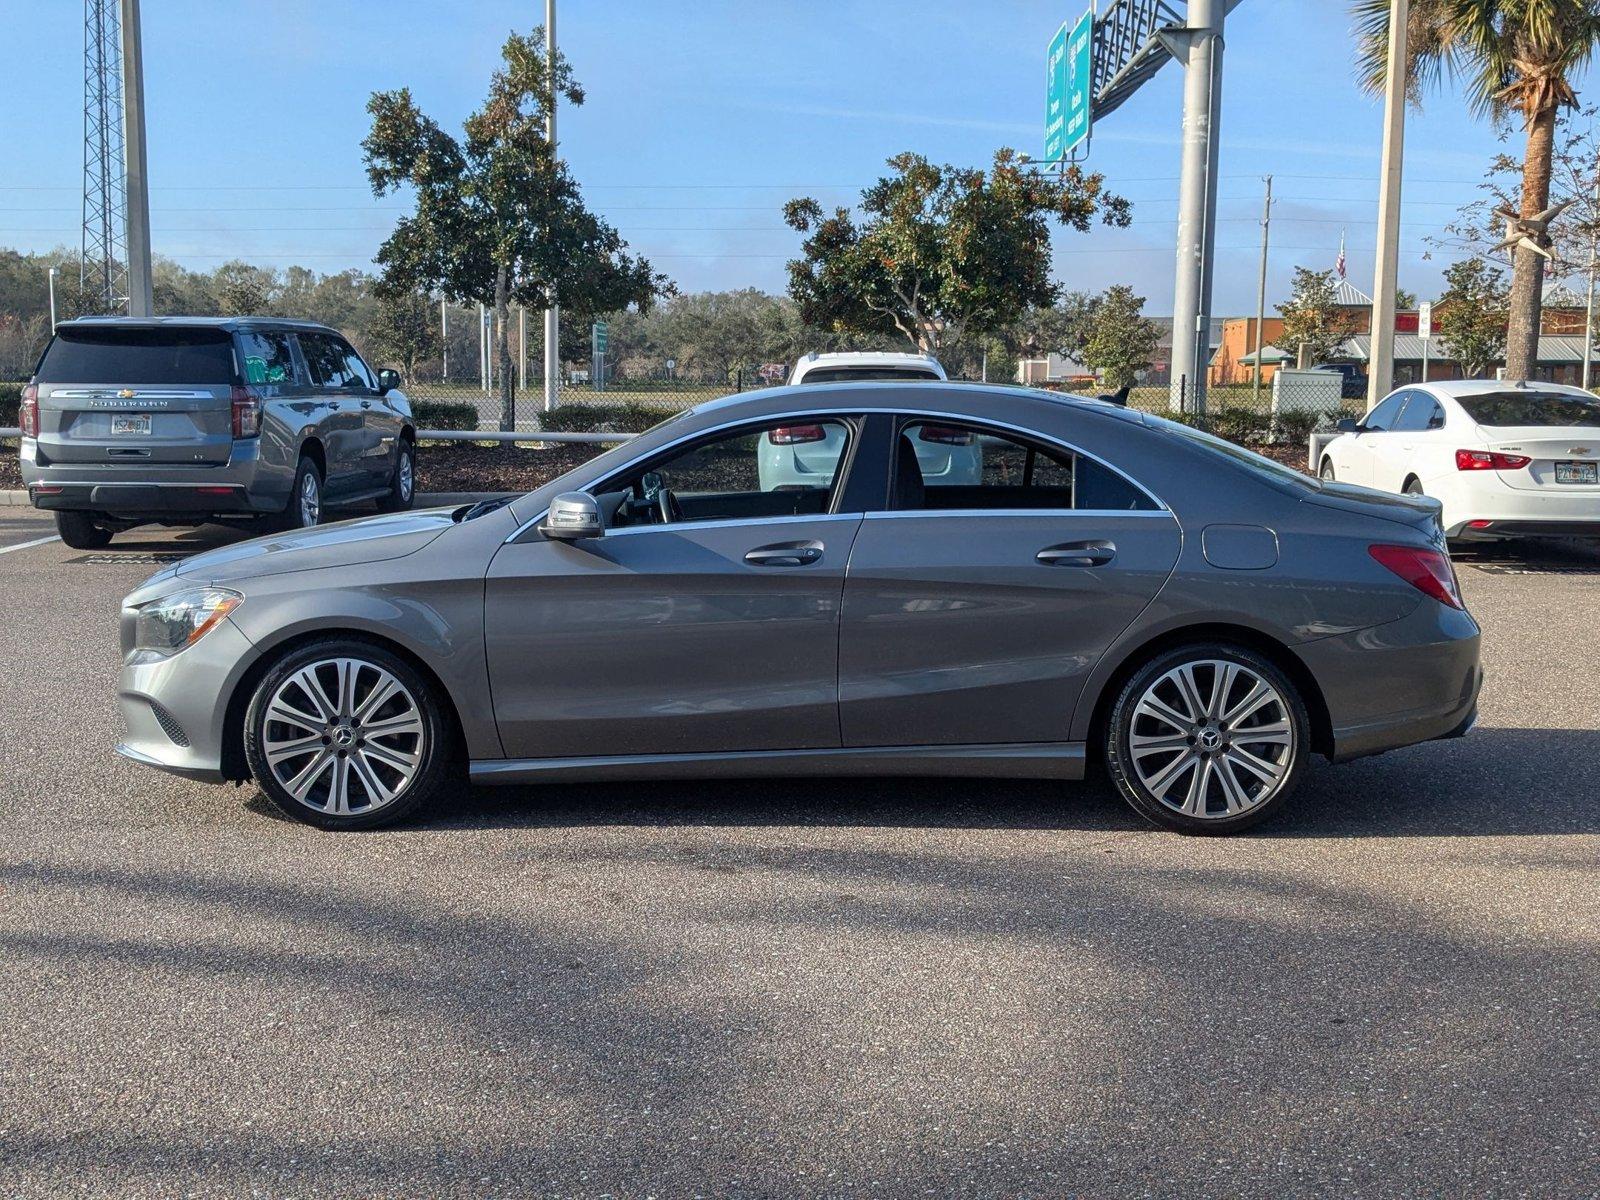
[1, 508, 1596, 1198]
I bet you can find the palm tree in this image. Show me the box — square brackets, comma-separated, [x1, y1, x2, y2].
[1353, 0, 1600, 378]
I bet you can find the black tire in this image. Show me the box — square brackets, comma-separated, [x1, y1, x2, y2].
[376, 437, 415, 513]
[1318, 458, 1336, 482]
[55, 510, 113, 549]
[1104, 642, 1311, 835]
[243, 638, 453, 830]
[268, 454, 323, 532]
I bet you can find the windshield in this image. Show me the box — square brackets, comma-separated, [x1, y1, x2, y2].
[1141, 412, 1318, 491]
[1457, 391, 1600, 428]
[36, 326, 237, 384]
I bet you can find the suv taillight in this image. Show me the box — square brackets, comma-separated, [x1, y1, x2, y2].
[1369, 543, 1464, 610]
[769, 425, 826, 444]
[19, 384, 39, 438]
[230, 385, 261, 438]
[918, 424, 972, 445]
[1456, 448, 1530, 471]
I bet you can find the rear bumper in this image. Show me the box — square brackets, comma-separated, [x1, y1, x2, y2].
[1448, 518, 1600, 540]
[1440, 481, 1600, 538]
[1296, 599, 1483, 763]
[19, 437, 280, 517]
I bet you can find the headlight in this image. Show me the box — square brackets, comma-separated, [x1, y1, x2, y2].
[133, 588, 242, 657]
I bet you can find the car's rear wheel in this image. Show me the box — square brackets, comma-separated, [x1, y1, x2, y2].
[1403, 477, 1424, 496]
[1319, 458, 1336, 482]
[55, 510, 113, 549]
[265, 455, 324, 533]
[376, 438, 415, 512]
[1104, 643, 1310, 834]
[243, 639, 451, 830]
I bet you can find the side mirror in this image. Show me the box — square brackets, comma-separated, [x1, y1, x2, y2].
[376, 368, 402, 394]
[1335, 418, 1361, 434]
[538, 492, 604, 541]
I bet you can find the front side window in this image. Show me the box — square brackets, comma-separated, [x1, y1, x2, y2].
[1393, 395, 1444, 433]
[339, 341, 376, 389]
[1363, 394, 1407, 431]
[892, 420, 1157, 512]
[237, 331, 299, 385]
[600, 418, 854, 529]
[1458, 390, 1600, 428]
[299, 332, 366, 389]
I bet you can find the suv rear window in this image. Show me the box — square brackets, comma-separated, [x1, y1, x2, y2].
[35, 326, 236, 385]
[1457, 391, 1600, 428]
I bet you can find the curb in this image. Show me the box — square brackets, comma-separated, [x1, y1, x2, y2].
[0, 489, 511, 509]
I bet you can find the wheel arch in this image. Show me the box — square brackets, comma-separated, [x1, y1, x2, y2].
[220, 627, 468, 783]
[1080, 622, 1335, 764]
[297, 436, 327, 477]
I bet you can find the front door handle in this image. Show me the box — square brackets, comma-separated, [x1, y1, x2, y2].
[360, 400, 373, 409]
[745, 540, 823, 567]
[1037, 539, 1116, 567]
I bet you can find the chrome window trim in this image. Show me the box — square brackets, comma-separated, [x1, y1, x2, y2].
[601, 511, 866, 539]
[505, 405, 1170, 543]
[863, 509, 1174, 521]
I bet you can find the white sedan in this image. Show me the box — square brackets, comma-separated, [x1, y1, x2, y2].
[1317, 380, 1600, 541]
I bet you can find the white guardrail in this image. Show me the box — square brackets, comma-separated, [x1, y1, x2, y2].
[0, 427, 633, 444]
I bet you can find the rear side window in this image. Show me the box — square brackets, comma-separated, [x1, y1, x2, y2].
[299, 332, 371, 388]
[237, 331, 299, 385]
[35, 326, 236, 385]
[1458, 391, 1600, 428]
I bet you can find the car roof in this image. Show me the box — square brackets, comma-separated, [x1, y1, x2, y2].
[681, 380, 1141, 424]
[1413, 379, 1595, 400]
[55, 315, 341, 334]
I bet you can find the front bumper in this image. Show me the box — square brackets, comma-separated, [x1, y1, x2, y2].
[116, 615, 259, 784]
[20, 437, 278, 518]
[1296, 598, 1483, 763]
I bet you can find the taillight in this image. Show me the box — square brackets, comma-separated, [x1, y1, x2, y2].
[769, 425, 826, 444]
[19, 383, 39, 438]
[230, 385, 261, 438]
[1369, 543, 1464, 610]
[917, 424, 972, 445]
[1456, 448, 1530, 471]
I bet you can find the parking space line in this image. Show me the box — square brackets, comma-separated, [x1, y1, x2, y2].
[0, 535, 62, 556]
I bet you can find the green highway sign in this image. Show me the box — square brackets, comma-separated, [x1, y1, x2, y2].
[1045, 8, 1094, 162]
[592, 321, 608, 354]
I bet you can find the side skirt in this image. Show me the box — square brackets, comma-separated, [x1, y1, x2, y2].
[469, 742, 1086, 786]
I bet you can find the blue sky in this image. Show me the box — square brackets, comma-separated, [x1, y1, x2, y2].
[4, 0, 1593, 315]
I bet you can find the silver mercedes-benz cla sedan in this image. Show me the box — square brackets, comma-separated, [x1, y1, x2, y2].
[116, 383, 1482, 834]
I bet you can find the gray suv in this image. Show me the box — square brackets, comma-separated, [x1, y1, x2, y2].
[19, 317, 417, 548]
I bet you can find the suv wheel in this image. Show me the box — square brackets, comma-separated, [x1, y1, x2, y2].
[270, 455, 323, 531]
[376, 439, 415, 512]
[243, 639, 451, 830]
[55, 511, 113, 549]
[1104, 643, 1310, 835]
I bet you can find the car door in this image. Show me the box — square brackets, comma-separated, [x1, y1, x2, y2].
[332, 337, 398, 485]
[1373, 391, 1444, 491]
[837, 416, 1182, 748]
[483, 415, 869, 760]
[294, 331, 367, 496]
[1336, 392, 1407, 486]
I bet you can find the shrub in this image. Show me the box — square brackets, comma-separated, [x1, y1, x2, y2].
[1271, 409, 1329, 444]
[1206, 406, 1270, 445]
[538, 400, 681, 434]
[0, 381, 21, 426]
[411, 399, 479, 431]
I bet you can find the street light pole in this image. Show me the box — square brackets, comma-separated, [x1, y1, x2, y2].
[542, 0, 560, 414]
[1366, 0, 1408, 411]
[1253, 174, 1273, 407]
[48, 267, 59, 329]
[119, 0, 153, 317]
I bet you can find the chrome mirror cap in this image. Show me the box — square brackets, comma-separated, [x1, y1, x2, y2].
[538, 492, 604, 541]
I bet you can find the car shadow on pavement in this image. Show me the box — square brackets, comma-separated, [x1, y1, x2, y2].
[353, 725, 1600, 840]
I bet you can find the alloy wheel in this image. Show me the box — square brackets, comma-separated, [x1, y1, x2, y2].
[1127, 659, 1295, 820]
[398, 448, 414, 501]
[299, 471, 322, 527]
[260, 657, 426, 816]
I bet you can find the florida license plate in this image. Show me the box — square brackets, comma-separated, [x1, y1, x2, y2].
[111, 413, 151, 436]
[1554, 461, 1598, 484]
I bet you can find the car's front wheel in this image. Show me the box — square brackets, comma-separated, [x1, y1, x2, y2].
[55, 510, 114, 549]
[243, 639, 452, 830]
[1104, 643, 1310, 834]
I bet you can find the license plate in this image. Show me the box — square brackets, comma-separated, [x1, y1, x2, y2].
[1554, 461, 1598, 484]
[111, 413, 151, 436]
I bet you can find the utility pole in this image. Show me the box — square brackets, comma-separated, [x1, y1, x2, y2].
[478, 301, 488, 393]
[1366, 0, 1408, 411]
[1253, 174, 1273, 407]
[48, 267, 59, 329]
[1584, 172, 1600, 390]
[542, 0, 560, 413]
[440, 297, 448, 381]
[519, 306, 527, 391]
[119, 0, 152, 316]
[1166, 0, 1226, 415]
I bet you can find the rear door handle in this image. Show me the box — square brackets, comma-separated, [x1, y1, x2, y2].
[360, 400, 373, 409]
[1037, 539, 1116, 567]
[745, 540, 823, 566]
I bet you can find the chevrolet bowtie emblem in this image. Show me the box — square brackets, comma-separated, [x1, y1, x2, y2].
[1570, 447, 1593, 455]
[118, 389, 135, 398]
